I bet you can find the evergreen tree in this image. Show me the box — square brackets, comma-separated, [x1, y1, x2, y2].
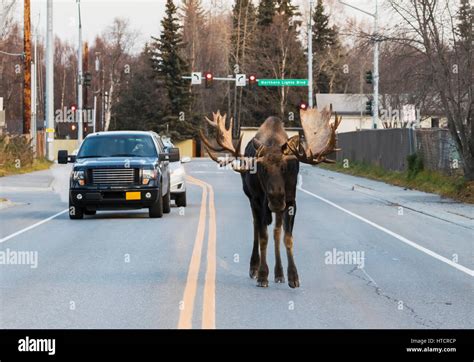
[311, 0, 342, 93]
[150, 0, 190, 116]
[457, 0, 473, 44]
[257, 0, 276, 26]
[312, 0, 337, 53]
[112, 47, 166, 132]
[276, 0, 300, 26]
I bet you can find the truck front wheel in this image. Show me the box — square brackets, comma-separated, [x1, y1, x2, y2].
[69, 197, 84, 220]
[149, 189, 164, 218]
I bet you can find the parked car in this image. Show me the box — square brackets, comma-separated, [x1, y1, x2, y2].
[58, 131, 179, 219]
[162, 138, 188, 207]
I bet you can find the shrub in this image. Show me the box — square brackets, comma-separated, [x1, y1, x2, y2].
[407, 153, 424, 180]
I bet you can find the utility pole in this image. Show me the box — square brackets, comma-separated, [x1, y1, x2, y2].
[339, 0, 379, 129]
[77, 0, 83, 142]
[373, 0, 379, 129]
[45, 0, 54, 160]
[23, 0, 31, 135]
[308, 0, 314, 108]
[31, 27, 38, 154]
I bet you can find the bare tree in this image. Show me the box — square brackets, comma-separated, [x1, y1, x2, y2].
[101, 18, 138, 131]
[386, 0, 473, 179]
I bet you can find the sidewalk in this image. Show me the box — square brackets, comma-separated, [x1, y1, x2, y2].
[0, 168, 55, 191]
[309, 166, 474, 230]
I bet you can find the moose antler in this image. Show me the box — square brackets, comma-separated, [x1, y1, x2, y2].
[285, 105, 342, 164]
[200, 111, 248, 173]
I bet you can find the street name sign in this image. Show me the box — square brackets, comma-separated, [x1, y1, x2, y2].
[258, 79, 308, 87]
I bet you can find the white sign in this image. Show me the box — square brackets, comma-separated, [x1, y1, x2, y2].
[402, 104, 416, 123]
[236, 74, 246, 87]
[0, 97, 3, 111]
[191, 72, 202, 85]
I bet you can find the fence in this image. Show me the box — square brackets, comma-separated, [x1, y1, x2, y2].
[335, 128, 461, 174]
[415, 129, 462, 175]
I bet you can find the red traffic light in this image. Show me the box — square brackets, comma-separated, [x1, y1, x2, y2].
[299, 102, 308, 110]
[248, 74, 257, 90]
[204, 72, 213, 88]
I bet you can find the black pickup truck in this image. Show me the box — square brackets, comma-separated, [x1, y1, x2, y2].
[58, 131, 180, 219]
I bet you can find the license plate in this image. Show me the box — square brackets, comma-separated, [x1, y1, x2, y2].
[126, 192, 141, 200]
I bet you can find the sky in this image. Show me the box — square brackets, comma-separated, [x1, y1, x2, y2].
[10, 0, 390, 49]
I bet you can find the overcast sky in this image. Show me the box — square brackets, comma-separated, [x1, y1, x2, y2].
[12, 0, 390, 50]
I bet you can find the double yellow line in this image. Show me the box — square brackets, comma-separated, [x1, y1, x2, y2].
[177, 175, 216, 329]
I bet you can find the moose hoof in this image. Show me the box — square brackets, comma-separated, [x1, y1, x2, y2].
[257, 280, 269, 288]
[249, 268, 258, 279]
[288, 279, 300, 289]
[275, 276, 285, 283]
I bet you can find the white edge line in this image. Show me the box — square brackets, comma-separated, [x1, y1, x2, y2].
[0, 209, 69, 244]
[298, 186, 474, 277]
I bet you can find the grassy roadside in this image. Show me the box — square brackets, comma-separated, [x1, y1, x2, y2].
[0, 158, 53, 177]
[319, 161, 473, 204]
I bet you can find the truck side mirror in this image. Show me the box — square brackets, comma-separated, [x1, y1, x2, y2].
[58, 150, 68, 164]
[58, 150, 76, 164]
[168, 148, 180, 162]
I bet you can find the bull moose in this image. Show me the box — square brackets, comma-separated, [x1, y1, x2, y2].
[200, 107, 341, 288]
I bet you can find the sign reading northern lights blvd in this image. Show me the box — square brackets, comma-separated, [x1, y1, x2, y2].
[258, 79, 308, 87]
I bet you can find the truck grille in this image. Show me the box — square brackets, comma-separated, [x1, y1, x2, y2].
[91, 168, 136, 185]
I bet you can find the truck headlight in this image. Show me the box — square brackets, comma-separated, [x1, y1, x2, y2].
[72, 170, 85, 186]
[142, 169, 157, 185]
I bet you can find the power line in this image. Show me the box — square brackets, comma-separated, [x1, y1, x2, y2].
[0, 50, 23, 57]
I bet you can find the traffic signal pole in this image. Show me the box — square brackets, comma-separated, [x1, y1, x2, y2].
[308, 0, 314, 108]
[45, 0, 54, 161]
[339, 0, 379, 129]
[373, 0, 379, 129]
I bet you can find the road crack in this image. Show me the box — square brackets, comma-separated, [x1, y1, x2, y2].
[347, 266, 441, 328]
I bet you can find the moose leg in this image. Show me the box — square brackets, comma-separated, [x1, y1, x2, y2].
[249, 205, 260, 279]
[257, 224, 269, 287]
[283, 202, 300, 288]
[274, 212, 285, 283]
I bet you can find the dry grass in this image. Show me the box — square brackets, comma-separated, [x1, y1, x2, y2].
[320, 161, 473, 204]
[0, 157, 52, 177]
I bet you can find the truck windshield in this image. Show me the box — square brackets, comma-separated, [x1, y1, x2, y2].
[77, 135, 158, 158]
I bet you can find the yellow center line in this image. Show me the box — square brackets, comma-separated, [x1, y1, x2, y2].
[177, 176, 207, 329]
[202, 181, 216, 329]
[177, 174, 217, 329]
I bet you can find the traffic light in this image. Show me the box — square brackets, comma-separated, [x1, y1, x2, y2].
[299, 101, 308, 111]
[83, 72, 92, 87]
[71, 104, 77, 113]
[365, 99, 373, 116]
[248, 74, 257, 90]
[204, 72, 213, 88]
[365, 71, 373, 84]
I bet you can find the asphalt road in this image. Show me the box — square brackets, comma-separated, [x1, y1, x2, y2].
[0, 160, 472, 329]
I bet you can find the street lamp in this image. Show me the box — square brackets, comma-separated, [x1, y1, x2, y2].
[339, 0, 379, 129]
